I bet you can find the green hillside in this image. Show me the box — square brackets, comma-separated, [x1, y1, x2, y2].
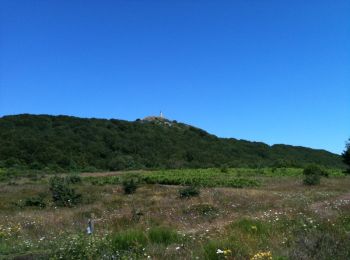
[0, 114, 344, 171]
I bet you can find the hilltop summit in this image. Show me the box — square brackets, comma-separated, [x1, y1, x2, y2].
[142, 112, 175, 126]
[142, 116, 167, 122]
[143, 111, 167, 122]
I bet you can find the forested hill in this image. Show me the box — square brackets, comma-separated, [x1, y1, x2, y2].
[0, 114, 344, 171]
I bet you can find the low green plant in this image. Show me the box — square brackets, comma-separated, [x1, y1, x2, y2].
[24, 194, 46, 208]
[179, 186, 200, 198]
[148, 226, 180, 245]
[230, 218, 271, 236]
[111, 229, 148, 250]
[51, 234, 109, 259]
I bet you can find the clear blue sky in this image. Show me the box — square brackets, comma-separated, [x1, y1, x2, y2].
[1, 0, 349, 154]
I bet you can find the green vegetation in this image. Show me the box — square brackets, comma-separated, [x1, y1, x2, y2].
[0, 169, 349, 259]
[0, 114, 345, 174]
[122, 178, 138, 194]
[24, 194, 46, 208]
[141, 169, 261, 188]
[342, 138, 350, 173]
[303, 165, 329, 185]
[303, 173, 321, 186]
[111, 229, 148, 250]
[83, 167, 345, 189]
[83, 168, 263, 188]
[49, 176, 82, 207]
[0, 114, 348, 259]
[147, 226, 180, 245]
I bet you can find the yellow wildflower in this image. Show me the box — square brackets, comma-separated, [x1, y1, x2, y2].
[223, 249, 232, 255]
[250, 251, 272, 260]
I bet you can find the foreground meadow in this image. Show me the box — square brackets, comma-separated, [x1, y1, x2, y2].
[0, 168, 349, 259]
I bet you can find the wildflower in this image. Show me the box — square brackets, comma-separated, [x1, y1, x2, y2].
[251, 251, 272, 260]
[217, 249, 224, 254]
[176, 246, 180, 250]
[224, 249, 232, 255]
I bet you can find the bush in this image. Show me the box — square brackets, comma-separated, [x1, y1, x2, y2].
[179, 186, 200, 198]
[49, 176, 82, 207]
[303, 164, 328, 177]
[122, 178, 138, 194]
[303, 165, 325, 185]
[303, 174, 321, 185]
[24, 194, 46, 208]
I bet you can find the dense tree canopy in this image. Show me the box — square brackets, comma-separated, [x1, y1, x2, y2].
[0, 114, 345, 172]
[342, 139, 350, 172]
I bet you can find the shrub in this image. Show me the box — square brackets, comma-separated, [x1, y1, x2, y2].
[49, 176, 82, 207]
[303, 165, 325, 185]
[303, 174, 321, 185]
[179, 186, 200, 198]
[148, 226, 180, 245]
[24, 194, 46, 208]
[122, 178, 138, 194]
[303, 164, 328, 177]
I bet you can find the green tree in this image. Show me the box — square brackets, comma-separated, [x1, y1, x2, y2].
[342, 139, 350, 173]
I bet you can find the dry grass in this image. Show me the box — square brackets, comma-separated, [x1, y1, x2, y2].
[0, 174, 350, 259]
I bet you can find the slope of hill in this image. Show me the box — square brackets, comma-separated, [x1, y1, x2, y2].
[0, 114, 344, 171]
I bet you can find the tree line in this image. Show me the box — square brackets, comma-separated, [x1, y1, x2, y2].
[0, 114, 346, 172]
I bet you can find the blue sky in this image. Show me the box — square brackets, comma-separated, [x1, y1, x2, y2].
[0, 0, 349, 154]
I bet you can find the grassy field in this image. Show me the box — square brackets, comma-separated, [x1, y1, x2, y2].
[0, 167, 349, 259]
